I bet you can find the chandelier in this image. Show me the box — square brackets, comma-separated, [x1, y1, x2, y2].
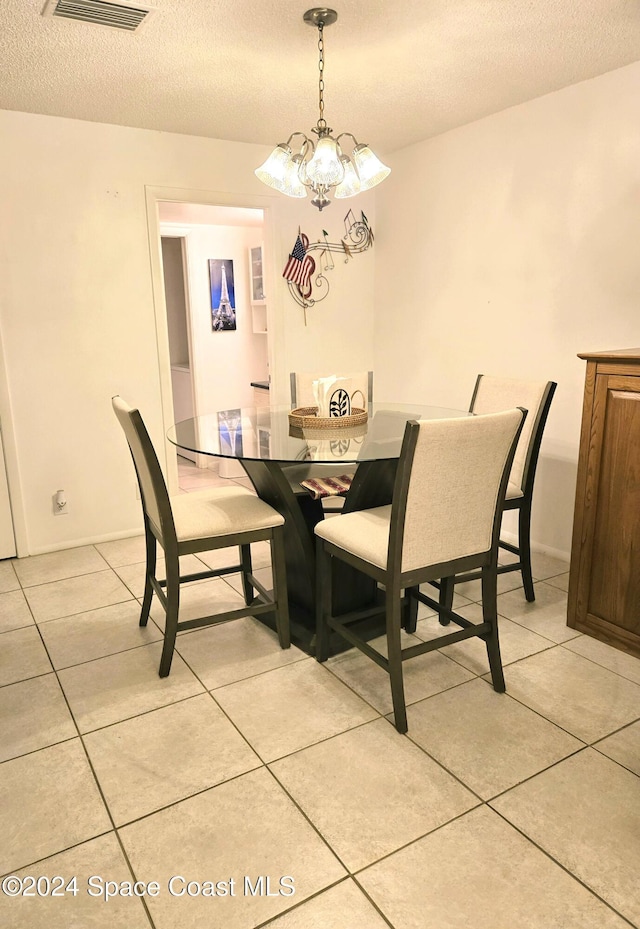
[254, 8, 390, 211]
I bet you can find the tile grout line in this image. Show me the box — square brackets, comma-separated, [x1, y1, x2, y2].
[1, 610, 159, 929]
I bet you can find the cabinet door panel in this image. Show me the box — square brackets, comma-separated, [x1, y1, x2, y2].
[589, 378, 640, 635]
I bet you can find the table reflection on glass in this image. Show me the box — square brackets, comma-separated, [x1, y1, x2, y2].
[168, 403, 466, 654]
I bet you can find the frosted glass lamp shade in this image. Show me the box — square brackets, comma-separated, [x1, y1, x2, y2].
[352, 144, 391, 191]
[282, 156, 308, 198]
[334, 156, 361, 199]
[304, 137, 345, 188]
[255, 144, 295, 193]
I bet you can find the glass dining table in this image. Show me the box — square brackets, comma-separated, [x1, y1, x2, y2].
[168, 402, 466, 654]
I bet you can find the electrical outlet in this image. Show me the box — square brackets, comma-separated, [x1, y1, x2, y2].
[52, 489, 68, 516]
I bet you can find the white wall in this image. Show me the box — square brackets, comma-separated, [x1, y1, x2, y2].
[373, 61, 640, 558]
[0, 109, 375, 553]
[181, 223, 268, 411]
[274, 200, 377, 393]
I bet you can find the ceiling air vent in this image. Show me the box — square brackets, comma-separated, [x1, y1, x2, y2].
[42, 0, 155, 32]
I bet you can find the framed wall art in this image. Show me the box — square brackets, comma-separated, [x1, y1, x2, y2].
[209, 258, 236, 331]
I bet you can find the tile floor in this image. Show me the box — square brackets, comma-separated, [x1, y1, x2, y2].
[1, 458, 639, 928]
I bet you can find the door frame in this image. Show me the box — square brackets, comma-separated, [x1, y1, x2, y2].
[0, 326, 25, 556]
[145, 186, 280, 495]
[159, 227, 199, 465]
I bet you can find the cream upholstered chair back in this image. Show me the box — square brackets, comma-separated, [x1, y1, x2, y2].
[397, 410, 525, 573]
[112, 396, 170, 539]
[470, 376, 550, 495]
[290, 371, 373, 412]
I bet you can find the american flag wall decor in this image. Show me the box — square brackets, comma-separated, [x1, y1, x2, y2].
[282, 213, 374, 324]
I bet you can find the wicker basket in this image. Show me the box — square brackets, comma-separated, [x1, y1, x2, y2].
[288, 406, 368, 431]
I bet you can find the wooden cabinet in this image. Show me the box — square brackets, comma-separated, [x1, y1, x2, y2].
[568, 349, 640, 657]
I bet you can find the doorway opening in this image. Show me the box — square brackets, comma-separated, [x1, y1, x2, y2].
[146, 189, 277, 496]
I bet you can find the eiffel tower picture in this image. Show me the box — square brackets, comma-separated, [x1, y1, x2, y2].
[209, 259, 237, 331]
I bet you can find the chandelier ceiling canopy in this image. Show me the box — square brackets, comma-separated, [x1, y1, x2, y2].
[254, 8, 390, 211]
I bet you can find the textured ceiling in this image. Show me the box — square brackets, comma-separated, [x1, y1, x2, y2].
[2, 0, 640, 154]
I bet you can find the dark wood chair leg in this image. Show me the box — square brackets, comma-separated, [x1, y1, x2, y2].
[518, 502, 535, 602]
[315, 539, 332, 663]
[439, 575, 455, 624]
[481, 566, 505, 693]
[240, 543, 254, 605]
[403, 585, 419, 633]
[140, 522, 156, 627]
[271, 527, 290, 649]
[386, 585, 407, 734]
[159, 554, 180, 678]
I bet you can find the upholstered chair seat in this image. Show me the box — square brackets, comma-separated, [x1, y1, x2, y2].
[170, 486, 284, 542]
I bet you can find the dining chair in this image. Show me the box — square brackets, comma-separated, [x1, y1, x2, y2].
[436, 375, 556, 614]
[314, 408, 526, 733]
[112, 396, 290, 677]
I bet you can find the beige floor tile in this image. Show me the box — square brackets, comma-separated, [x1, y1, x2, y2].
[215, 659, 379, 762]
[0, 588, 35, 633]
[563, 634, 640, 685]
[358, 805, 630, 929]
[224, 565, 273, 596]
[231, 476, 254, 490]
[594, 720, 640, 776]
[545, 571, 570, 591]
[0, 625, 52, 686]
[58, 642, 204, 733]
[499, 547, 520, 563]
[415, 605, 554, 673]
[0, 558, 19, 592]
[119, 767, 345, 929]
[262, 879, 390, 928]
[491, 749, 640, 926]
[530, 550, 571, 580]
[148, 576, 248, 631]
[24, 570, 133, 623]
[95, 534, 146, 567]
[0, 673, 76, 762]
[6, 833, 150, 929]
[115, 553, 210, 599]
[191, 539, 272, 572]
[496, 581, 580, 643]
[326, 631, 474, 716]
[0, 739, 111, 874]
[447, 570, 524, 603]
[418, 583, 474, 613]
[407, 678, 584, 799]
[175, 616, 305, 690]
[496, 646, 640, 742]
[249, 540, 272, 568]
[270, 717, 478, 871]
[13, 545, 108, 587]
[177, 468, 230, 491]
[85, 693, 261, 825]
[38, 599, 162, 669]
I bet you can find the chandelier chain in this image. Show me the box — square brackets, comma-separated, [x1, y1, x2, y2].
[317, 22, 326, 131]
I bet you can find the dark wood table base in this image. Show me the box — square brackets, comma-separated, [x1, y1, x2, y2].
[241, 458, 398, 656]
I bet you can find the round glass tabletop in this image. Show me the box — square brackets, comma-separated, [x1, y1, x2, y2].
[167, 403, 468, 465]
